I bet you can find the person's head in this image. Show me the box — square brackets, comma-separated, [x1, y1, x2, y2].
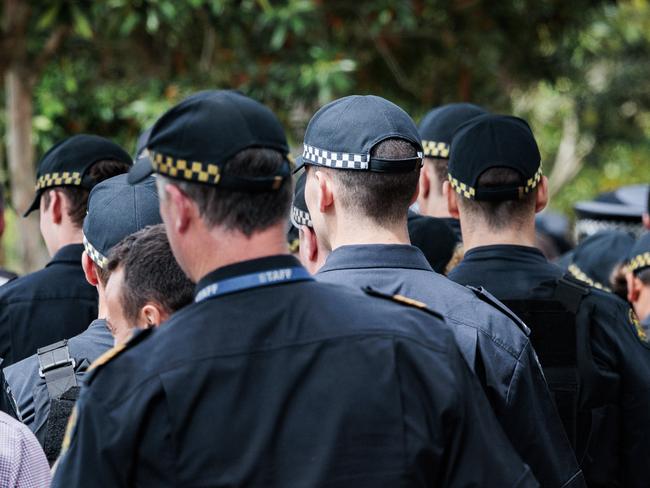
[80, 174, 162, 303]
[25, 135, 132, 256]
[127, 91, 293, 282]
[291, 171, 327, 273]
[445, 114, 548, 245]
[417, 103, 487, 218]
[299, 95, 423, 250]
[104, 224, 194, 345]
[624, 233, 650, 322]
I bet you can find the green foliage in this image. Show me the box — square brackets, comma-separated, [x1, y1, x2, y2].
[1, 0, 649, 269]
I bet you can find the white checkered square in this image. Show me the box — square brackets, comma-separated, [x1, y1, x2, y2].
[302, 144, 369, 170]
[291, 206, 313, 228]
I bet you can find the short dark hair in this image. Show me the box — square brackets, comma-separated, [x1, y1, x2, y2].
[457, 167, 536, 230]
[107, 224, 194, 324]
[423, 157, 448, 195]
[42, 159, 132, 227]
[325, 138, 420, 225]
[160, 148, 292, 237]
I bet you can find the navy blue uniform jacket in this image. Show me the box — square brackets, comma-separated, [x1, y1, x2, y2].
[0, 244, 98, 366]
[450, 245, 650, 488]
[318, 245, 583, 488]
[52, 255, 536, 487]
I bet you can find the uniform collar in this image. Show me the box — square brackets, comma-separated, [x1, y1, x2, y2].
[195, 254, 303, 298]
[319, 244, 433, 273]
[463, 244, 547, 264]
[46, 244, 85, 267]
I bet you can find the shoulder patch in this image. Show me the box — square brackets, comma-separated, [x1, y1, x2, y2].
[362, 286, 443, 320]
[629, 309, 650, 347]
[85, 328, 153, 380]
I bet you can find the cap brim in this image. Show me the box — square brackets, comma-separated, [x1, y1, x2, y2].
[22, 193, 41, 217]
[128, 155, 154, 185]
[292, 156, 307, 174]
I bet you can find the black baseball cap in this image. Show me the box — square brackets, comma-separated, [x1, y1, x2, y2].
[628, 232, 650, 275]
[295, 95, 423, 174]
[448, 114, 542, 201]
[83, 174, 162, 269]
[291, 171, 312, 229]
[24, 134, 132, 217]
[128, 90, 291, 191]
[407, 213, 457, 274]
[418, 103, 487, 159]
[568, 230, 635, 291]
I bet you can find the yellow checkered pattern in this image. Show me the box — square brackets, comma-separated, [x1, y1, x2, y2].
[151, 151, 221, 185]
[448, 163, 543, 200]
[448, 175, 476, 199]
[35, 171, 82, 191]
[568, 263, 611, 292]
[628, 252, 650, 274]
[526, 164, 543, 192]
[422, 140, 450, 158]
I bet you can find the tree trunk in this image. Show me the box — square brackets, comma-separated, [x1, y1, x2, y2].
[5, 67, 47, 273]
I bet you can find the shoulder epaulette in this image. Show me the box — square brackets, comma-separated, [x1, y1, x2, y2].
[362, 286, 444, 320]
[85, 328, 153, 382]
[466, 285, 531, 336]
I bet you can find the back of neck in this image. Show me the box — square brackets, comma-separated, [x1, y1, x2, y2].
[329, 216, 410, 250]
[189, 225, 289, 282]
[462, 223, 536, 252]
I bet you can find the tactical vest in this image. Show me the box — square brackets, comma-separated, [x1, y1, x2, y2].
[36, 340, 85, 464]
[501, 277, 590, 459]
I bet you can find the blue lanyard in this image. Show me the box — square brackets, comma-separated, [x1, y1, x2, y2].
[195, 266, 313, 303]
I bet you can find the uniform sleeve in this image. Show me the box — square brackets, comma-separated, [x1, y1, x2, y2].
[502, 342, 584, 488]
[395, 335, 539, 487]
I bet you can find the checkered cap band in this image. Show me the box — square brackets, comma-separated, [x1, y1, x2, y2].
[448, 163, 543, 200]
[574, 219, 644, 242]
[83, 234, 108, 269]
[448, 175, 477, 199]
[150, 151, 221, 184]
[422, 140, 450, 158]
[291, 206, 312, 228]
[568, 263, 611, 292]
[302, 144, 369, 170]
[628, 252, 650, 274]
[35, 171, 82, 191]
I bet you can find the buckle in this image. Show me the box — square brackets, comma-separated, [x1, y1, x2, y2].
[37, 340, 76, 378]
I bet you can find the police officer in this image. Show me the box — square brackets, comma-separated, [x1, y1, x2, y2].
[446, 114, 650, 487]
[416, 103, 488, 240]
[3, 174, 162, 461]
[298, 95, 581, 488]
[52, 90, 536, 487]
[0, 135, 132, 366]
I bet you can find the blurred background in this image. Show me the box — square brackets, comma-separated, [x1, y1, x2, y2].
[0, 0, 648, 272]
